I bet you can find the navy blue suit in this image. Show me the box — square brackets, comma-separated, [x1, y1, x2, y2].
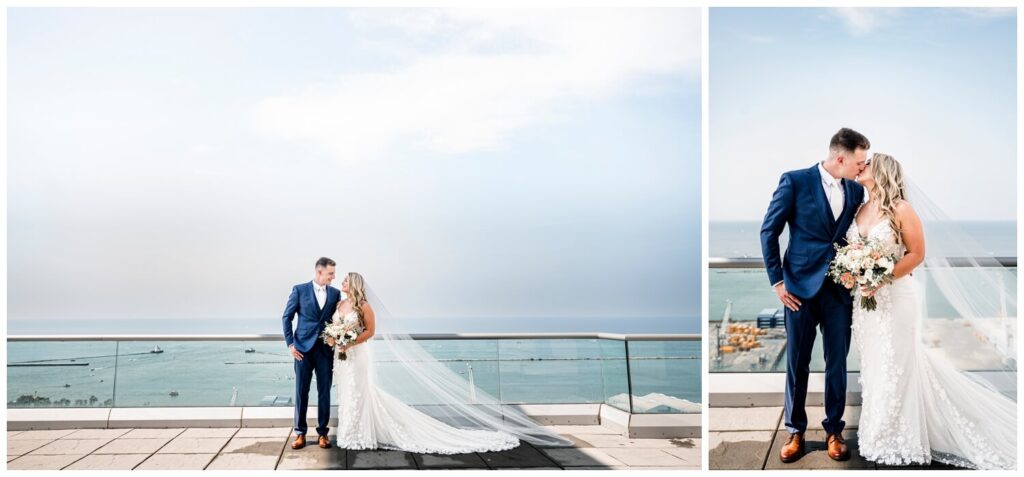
[760, 163, 864, 436]
[282, 281, 341, 437]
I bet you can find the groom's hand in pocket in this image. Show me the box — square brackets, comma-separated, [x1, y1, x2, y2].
[774, 283, 802, 312]
[289, 345, 304, 361]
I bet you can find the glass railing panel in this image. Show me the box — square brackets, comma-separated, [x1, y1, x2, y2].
[497, 338, 607, 404]
[112, 340, 285, 407]
[7, 340, 117, 408]
[627, 340, 700, 414]
[373, 339, 500, 405]
[598, 339, 629, 412]
[710, 266, 1017, 374]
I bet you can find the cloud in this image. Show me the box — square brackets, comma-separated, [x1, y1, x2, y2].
[252, 9, 699, 162]
[829, 7, 901, 36]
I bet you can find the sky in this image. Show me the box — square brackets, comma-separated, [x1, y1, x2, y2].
[7, 8, 702, 327]
[710, 7, 1016, 222]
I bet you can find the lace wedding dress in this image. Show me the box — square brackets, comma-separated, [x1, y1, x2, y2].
[331, 309, 520, 454]
[848, 216, 1016, 469]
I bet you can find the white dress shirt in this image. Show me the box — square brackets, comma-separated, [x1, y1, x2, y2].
[312, 280, 327, 310]
[818, 161, 844, 221]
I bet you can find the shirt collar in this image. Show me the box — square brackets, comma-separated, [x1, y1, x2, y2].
[312, 280, 326, 292]
[818, 161, 841, 187]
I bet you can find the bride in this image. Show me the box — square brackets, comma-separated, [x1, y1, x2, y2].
[325, 271, 570, 454]
[848, 153, 1016, 469]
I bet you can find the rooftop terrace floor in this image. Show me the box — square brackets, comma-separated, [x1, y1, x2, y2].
[710, 405, 965, 470]
[7, 425, 699, 470]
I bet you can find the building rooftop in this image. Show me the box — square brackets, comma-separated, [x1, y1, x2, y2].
[7, 425, 699, 470]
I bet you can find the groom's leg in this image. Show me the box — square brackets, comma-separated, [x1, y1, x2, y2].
[784, 291, 819, 435]
[819, 284, 852, 435]
[294, 350, 315, 436]
[312, 343, 334, 437]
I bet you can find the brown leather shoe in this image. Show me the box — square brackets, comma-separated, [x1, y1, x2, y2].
[827, 433, 850, 461]
[779, 433, 804, 463]
[318, 435, 332, 449]
[291, 434, 306, 449]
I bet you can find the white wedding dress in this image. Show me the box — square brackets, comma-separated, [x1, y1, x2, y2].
[331, 309, 521, 454]
[848, 218, 1016, 469]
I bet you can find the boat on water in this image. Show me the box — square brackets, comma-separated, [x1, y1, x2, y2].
[244, 347, 255, 353]
[150, 346, 163, 354]
[169, 391, 179, 397]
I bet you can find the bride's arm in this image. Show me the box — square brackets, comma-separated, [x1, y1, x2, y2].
[348, 303, 376, 348]
[892, 201, 925, 279]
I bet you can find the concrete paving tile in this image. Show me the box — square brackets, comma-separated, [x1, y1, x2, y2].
[540, 447, 625, 467]
[710, 406, 783, 431]
[763, 429, 874, 470]
[221, 436, 287, 455]
[135, 453, 217, 470]
[708, 431, 775, 470]
[599, 448, 688, 467]
[662, 445, 701, 464]
[7, 431, 23, 438]
[277, 447, 346, 470]
[206, 452, 282, 470]
[157, 437, 231, 454]
[7, 439, 51, 456]
[178, 427, 239, 438]
[533, 433, 592, 449]
[234, 427, 293, 438]
[479, 444, 560, 469]
[63, 428, 133, 439]
[120, 428, 186, 439]
[7, 454, 86, 470]
[93, 438, 172, 454]
[574, 434, 679, 449]
[8, 429, 78, 440]
[26, 438, 113, 455]
[347, 449, 418, 469]
[413, 452, 490, 469]
[64, 453, 151, 470]
[8, 455, 23, 463]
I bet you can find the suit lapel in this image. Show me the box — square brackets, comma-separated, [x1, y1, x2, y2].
[809, 165, 836, 233]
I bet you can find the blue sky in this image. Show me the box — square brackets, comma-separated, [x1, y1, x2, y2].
[7, 8, 701, 328]
[711, 7, 1016, 221]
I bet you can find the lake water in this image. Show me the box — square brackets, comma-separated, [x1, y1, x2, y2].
[6, 337, 699, 413]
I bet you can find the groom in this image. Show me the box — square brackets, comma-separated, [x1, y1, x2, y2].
[282, 257, 342, 450]
[760, 128, 869, 463]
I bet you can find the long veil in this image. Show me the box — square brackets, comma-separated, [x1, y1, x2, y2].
[901, 178, 1016, 468]
[355, 282, 574, 448]
[904, 179, 1017, 398]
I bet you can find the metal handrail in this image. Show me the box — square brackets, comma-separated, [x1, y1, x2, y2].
[710, 256, 1017, 268]
[7, 332, 699, 342]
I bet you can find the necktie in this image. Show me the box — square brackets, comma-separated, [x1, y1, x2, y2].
[829, 181, 843, 220]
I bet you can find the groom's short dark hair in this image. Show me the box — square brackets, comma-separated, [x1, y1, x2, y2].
[830, 127, 870, 153]
[315, 257, 336, 269]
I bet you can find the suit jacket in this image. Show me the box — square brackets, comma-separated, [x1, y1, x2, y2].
[760, 163, 865, 300]
[282, 281, 342, 353]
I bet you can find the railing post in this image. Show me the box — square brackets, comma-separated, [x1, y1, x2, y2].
[624, 339, 634, 414]
[110, 341, 120, 408]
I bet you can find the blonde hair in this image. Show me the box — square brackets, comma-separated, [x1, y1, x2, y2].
[345, 272, 368, 324]
[869, 153, 906, 244]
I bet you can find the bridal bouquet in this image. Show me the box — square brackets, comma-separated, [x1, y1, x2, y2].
[828, 238, 898, 311]
[321, 321, 361, 361]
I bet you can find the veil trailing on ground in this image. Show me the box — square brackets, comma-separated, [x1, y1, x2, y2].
[903, 179, 1017, 400]
[355, 281, 574, 448]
